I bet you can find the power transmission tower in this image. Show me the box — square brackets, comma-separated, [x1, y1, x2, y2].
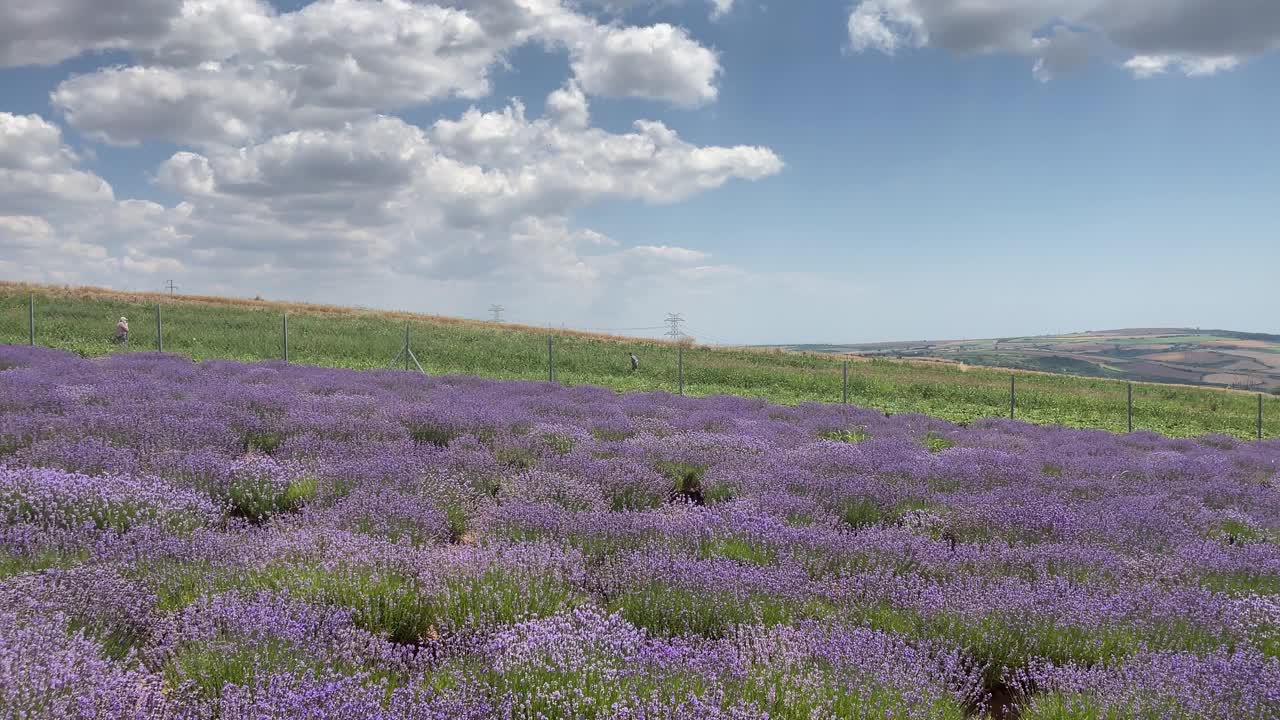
[664, 313, 685, 340]
[165, 280, 178, 296]
[489, 304, 505, 323]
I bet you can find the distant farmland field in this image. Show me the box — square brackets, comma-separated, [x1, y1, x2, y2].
[795, 328, 1280, 394]
[2, 282, 1278, 439]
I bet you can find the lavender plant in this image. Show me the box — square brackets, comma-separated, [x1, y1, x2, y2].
[0, 345, 1277, 718]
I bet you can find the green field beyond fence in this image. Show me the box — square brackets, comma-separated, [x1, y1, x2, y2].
[2, 283, 1276, 439]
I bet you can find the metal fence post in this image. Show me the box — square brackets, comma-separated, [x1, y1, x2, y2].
[282, 314, 289, 363]
[1009, 375, 1016, 420]
[28, 294, 35, 346]
[547, 336, 553, 383]
[1260, 394, 1265, 441]
[678, 345, 684, 396]
[1127, 383, 1133, 433]
[843, 360, 849, 405]
[155, 304, 163, 353]
[388, 320, 424, 373]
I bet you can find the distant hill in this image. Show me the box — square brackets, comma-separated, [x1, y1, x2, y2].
[784, 329, 1280, 392]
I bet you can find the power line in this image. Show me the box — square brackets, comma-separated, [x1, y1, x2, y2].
[683, 328, 730, 347]
[165, 280, 178, 296]
[488, 304, 505, 323]
[681, 327, 734, 347]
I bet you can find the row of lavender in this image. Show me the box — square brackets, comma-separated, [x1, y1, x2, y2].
[1, 344, 1278, 719]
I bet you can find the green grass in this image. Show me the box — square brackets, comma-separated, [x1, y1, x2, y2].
[607, 585, 836, 638]
[489, 520, 781, 569]
[1212, 518, 1279, 546]
[1197, 570, 1280, 596]
[922, 432, 958, 453]
[224, 476, 317, 522]
[446, 656, 968, 720]
[135, 558, 586, 644]
[695, 536, 777, 566]
[430, 645, 969, 720]
[653, 461, 707, 497]
[818, 427, 872, 443]
[4, 282, 1278, 438]
[164, 640, 315, 700]
[842, 605, 1232, 686]
[162, 637, 406, 701]
[0, 547, 88, 578]
[1020, 693, 1184, 720]
[1, 492, 212, 534]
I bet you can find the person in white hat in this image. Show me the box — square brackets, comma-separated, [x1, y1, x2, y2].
[114, 316, 129, 343]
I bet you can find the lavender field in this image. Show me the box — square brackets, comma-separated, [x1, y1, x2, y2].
[1, 344, 1278, 719]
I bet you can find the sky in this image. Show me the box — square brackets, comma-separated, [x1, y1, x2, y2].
[1, 1, 1278, 345]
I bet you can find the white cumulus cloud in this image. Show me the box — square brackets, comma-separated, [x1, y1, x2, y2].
[3, 1, 781, 309]
[47, 0, 727, 148]
[847, 0, 1280, 80]
[567, 23, 720, 107]
[133, 87, 780, 289]
[1124, 54, 1242, 79]
[0, 113, 115, 215]
[572, 0, 735, 21]
[0, 0, 182, 67]
[0, 113, 195, 283]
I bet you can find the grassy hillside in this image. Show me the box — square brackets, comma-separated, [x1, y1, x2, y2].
[2, 282, 1277, 439]
[797, 328, 1280, 393]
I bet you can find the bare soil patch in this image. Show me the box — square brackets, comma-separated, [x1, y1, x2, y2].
[1123, 362, 1205, 383]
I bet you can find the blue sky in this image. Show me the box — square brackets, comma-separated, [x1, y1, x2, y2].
[1, 0, 1277, 344]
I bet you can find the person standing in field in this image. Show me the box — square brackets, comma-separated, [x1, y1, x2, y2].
[630, 353, 639, 373]
[114, 317, 129, 344]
